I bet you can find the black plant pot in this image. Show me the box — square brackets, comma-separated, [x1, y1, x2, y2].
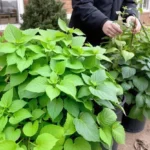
[101, 141, 118, 150]
[122, 104, 146, 133]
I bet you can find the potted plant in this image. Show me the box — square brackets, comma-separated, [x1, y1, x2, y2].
[0, 19, 125, 150]
[103, 23, 150, 133]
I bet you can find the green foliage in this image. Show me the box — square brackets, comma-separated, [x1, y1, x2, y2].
[103, 23, 150, 120]
[64, 137, 91, 150]
[98, 109, 125, 149]
[21, 0, 67, 30]
[0, 20, 124, 149]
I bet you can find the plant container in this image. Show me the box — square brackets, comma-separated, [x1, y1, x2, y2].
[122, 104, 146, 133]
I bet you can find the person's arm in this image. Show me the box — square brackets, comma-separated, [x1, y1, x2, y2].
[72, 0, 109, 31]
[72, 0, 122, 37]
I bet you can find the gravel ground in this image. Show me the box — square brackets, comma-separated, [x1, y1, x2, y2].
[118, 120, 150, 150]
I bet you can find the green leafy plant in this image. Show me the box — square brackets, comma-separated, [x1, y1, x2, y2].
[0, 19, 125, 150]
[103, 21, 150, 121]
[98, 108, 125, 149]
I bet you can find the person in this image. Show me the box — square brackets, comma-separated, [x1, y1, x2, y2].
[69, 0, 141, 46]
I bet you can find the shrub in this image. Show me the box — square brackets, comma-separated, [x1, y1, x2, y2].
[0, 19, 125, 150]
[21, 0, 67, 30]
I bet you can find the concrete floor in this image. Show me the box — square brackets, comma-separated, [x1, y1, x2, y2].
[118, 120, 150, 150]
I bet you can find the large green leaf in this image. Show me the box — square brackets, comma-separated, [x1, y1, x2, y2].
[133, 77, 148, 92]
[16, 46, 26, 58]
[97, 108, 117, 127]
[121, 50, 134, 62]
[128, 106, 144, 120]
[121, 82, 132, 91]
[39, 30, 56, 41]
[0, 140, 17, 150]
[99, 128, 112, 148]
[77, 86, 91, 98]
[95, 99, 115, 110]
[26, 77, 48, 93]
[112, 122, 125, 144]
[8, 100, 27, 113]
[83, 100, 93, 111]
[89, 81, 120, 102]
[47, 98, 63, 120]
[56, 81, 76, 98]
[91, 69, 107, 85]
[71, 36, 86, 47]
[4, 24, 23, 43]
[124, 93, 134, 105]
[40, 124, 65, 149]
[18, 80, 43, 99]
[74, 112, 100, 142]
[0, 116, 8, 132]
[135, 93, 145, 108]
[40, 124, 64, 143]
[52, 145, 63, 150]
[73, 29, 85, 36]
[4, 127, 21, 142]
[58, 18, 68, 32]
[64, 137, 91, 150]
[29, 65, 51, 77]
[83, 56, 99, 69]
[0, 43, 16, 54]
[63, 74, 84, 86]
[46, 85, 60, 101]
[9, 109, 32, 124]
[10, 71, 28, 87]
[81, 74, 91, 85]
[0, 89, 13, 108]
[34, 133, 58, 150]
[64, 98, 79, 117]
[23, 121, 39, 137]
[66, 59, 84, 70]
[49, 72, 59, 84]
[26, 45, 43, 53]
[50, 60, 66, 75]
[5, 65, 19, 75]
[39, 95, 49, 107]
[0, 56, 6, 67]
[121, 67, 136, 79]
[90, 142, 102, 150]
[31, 109, 45, 121]
[16, 58, 33, 72]
[7, 53, 19, 66]
[64, 113, 76, 136]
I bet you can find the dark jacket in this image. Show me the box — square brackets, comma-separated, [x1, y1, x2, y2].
[69, 0, 137, 45]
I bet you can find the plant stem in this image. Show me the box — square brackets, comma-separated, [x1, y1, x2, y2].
[138, 18, 150, 42]
[130, 33, 134, 49]
[29, 142, 37, 147]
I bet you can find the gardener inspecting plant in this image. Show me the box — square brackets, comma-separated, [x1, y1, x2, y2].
[69, 0, 141, 45]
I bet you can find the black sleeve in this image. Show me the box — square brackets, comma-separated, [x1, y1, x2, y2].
[121, 0, 138, 17]
[72, 0, 109, 31]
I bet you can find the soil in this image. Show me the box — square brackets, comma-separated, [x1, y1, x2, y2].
[118, 120, 150, 150]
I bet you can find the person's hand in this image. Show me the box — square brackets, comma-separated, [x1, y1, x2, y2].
[102, 21, 122, 38]
[126, 16, 141, 34]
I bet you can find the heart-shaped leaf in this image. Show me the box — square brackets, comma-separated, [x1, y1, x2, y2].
[4, 127, 21, 141]
[64, 137, 91, 150]
[34, 133, 58, 150]
[23, 121, 39, 137]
